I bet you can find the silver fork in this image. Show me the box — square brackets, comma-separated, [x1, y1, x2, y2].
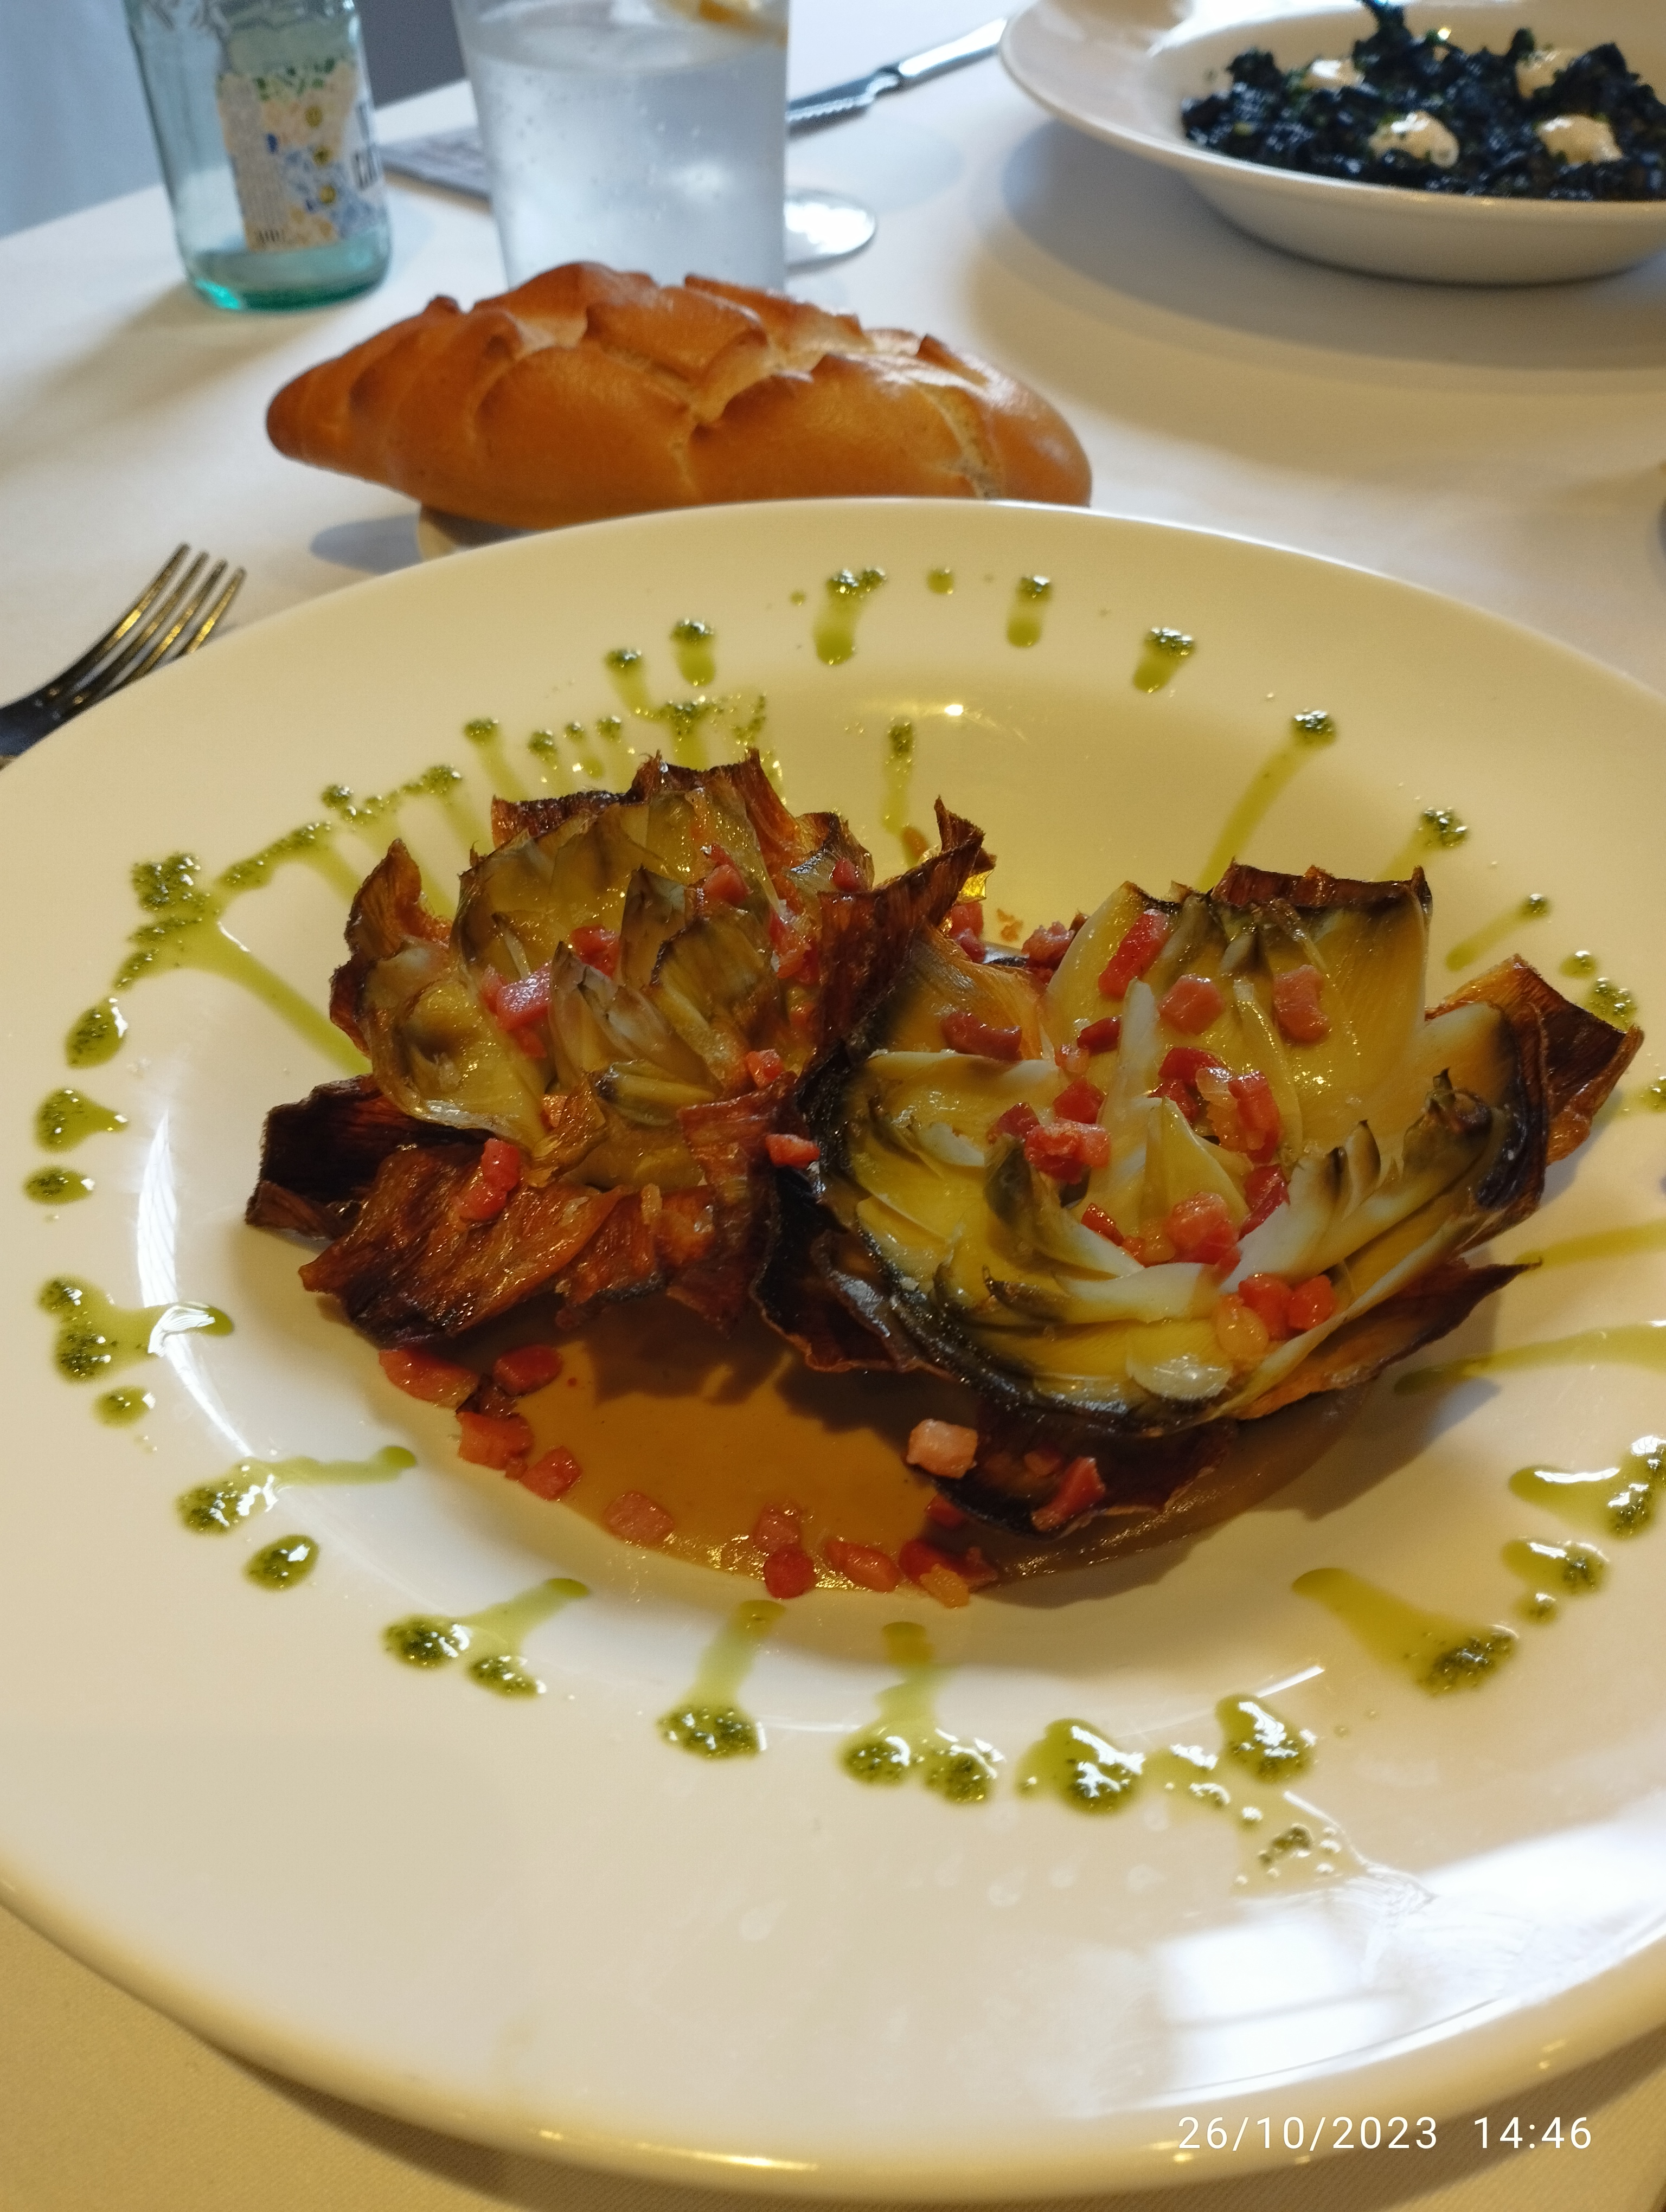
[0, 545, 246, 760]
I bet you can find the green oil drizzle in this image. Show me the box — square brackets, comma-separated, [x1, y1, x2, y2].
[1444, 892, 1551, 972]
[1511, 1220, 1666, 1271]
[42, 1277, 230, 1383]
[66, 1000, 127, 1067]
[1586, 976, 1638, 1028]
[97, 1387, 153, 1425]
[177, 1444, 414, 1532]
[1561, 949, 1597, 978]
[1132, 626, 1195, 693]
[1293, 1567, 1516, 1693]
[1015, 1719, 1142, 1812]
[880, 717, 920, 855]
[1382, 806, 1470, 879]
[670, 619, 716, 687]
[35, 1089, 125, 1150]
[385, 1576, 589, 1697]
[322, 762, 485, 865]
[1398, 1323, 1666, 1395]
[247, 1535, 319, 1590]
[1501, 1536, 1606, 1621]
[1216, 1695, 1316, 1777]
[25, 1169, 92, 1204]
[840, 1622, 1001, 1802]
[1197, 711, 1337, 888]
[926, 567, 954, 595]
[1630, 1078, 1666, 1114]
[604, 647, 652, 713]
[646, 697, 716, 770]
[660, 1599, 781, 1757]
[114, 852, 361, 1073]
[463, 716, 530, 802]
[216, 820, 361, 903]
[1006, 575, 1052, 648]
[813, 568, 886, 666]
[1509, 1435, 1665, 1538]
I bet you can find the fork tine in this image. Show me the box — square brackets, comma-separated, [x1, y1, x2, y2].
[124, 559, 227, 684]
[37, 544, 190, 703]
[73, 554, 209, 709]
[177, 567, 246, 657]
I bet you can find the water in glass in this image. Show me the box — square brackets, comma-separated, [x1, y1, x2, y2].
[454, 0, 788, 290]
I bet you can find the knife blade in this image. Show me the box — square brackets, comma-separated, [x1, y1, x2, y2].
[381, 18, 1008, 198]
[786, 18, 1007, 131]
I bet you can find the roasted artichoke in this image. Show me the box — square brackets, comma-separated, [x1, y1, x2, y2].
[251, 763, 1637, 1574]
[249, 757, 989, 1343]
[760, 863, 1639, 1542]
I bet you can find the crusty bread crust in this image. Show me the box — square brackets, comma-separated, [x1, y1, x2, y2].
[266, 261, 1092, 527]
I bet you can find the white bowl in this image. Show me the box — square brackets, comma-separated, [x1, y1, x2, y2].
[1002, 0, 1666, 284]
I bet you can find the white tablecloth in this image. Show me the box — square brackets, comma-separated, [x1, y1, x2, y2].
[3, 8, 1666, 2204]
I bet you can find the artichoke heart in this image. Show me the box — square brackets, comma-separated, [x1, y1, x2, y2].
[251, 757, 991, 1346]
[767, 860, 1639, 1539]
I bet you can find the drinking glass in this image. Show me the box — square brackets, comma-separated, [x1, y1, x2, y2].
[450, 0, 789, 291]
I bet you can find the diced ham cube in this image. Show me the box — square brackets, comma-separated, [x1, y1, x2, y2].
[457, 1410, 534, 1469]
[604, 1489, 675, 1546]
[379, 1347, 477, 1408]
[906, 1419, 979, 1478]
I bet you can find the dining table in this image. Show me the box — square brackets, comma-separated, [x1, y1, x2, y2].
[4, 2, 1666, 2206]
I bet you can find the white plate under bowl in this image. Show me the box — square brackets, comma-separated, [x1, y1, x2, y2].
[1003, 0, 1666, 284]
[3, 500, 1666, 2197]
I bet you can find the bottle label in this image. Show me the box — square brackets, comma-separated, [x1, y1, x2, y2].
[216, 55, 385, 254]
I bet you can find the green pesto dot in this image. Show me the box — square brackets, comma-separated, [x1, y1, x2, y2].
[463, 717, 499, 742]
[247, 1535, 319, 1590]
[97, 1387, 153, 1425]
[177, 1477, 265, 1533]
[1586, 977, 1637, 1027]
[469, 1653, 543, 1697]
[922, 1741, 998, 1804]
[1522, 892, 1550, 917]
[385, 1616, 469, 1667]
[1421, 1631, 1516, 1692]
[659, 1703, 759, 1758]
[1420, 807, 1469, 850]
[66, 1000, 127, 1067]
[1291, 710, 1336, 744]
[25, 1168, 93, 1204]
[35, 1089, 125, 1150]
[843, 1733, 912, 1784]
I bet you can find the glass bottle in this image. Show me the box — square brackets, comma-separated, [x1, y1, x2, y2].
[124, 0, 391, 311]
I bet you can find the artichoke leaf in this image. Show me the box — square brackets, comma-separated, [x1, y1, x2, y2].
[1042, 884, 1155, 1036]
[1140, 1096, 1250, 1225]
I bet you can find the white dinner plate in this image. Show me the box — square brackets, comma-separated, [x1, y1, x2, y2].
[3, 499, 1666, 2196]
[1002, 0, 1666, 285]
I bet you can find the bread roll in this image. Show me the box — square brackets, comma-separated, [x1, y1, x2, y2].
[266, 261, 1091, 529]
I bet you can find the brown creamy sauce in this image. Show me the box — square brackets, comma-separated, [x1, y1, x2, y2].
[510, 1301, 973, 1577]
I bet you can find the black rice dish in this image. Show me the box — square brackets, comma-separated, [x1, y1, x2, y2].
[1181, 2, 1666, 199]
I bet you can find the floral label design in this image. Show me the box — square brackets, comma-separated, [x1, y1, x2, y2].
[216, 53, 385, 253]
